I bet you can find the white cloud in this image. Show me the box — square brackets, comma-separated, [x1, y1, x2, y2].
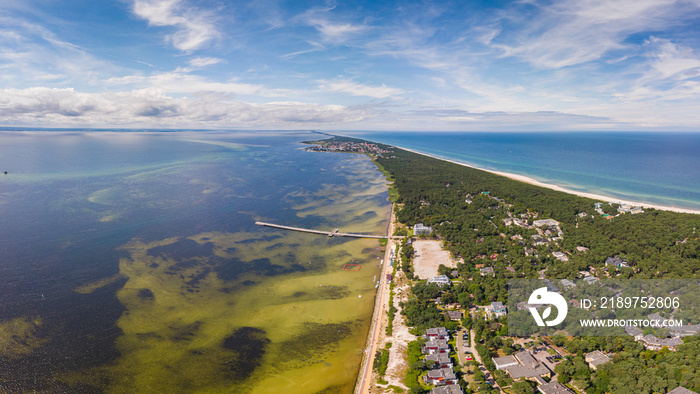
[299, 7, 368, 44]
[105, 71, 290, 97]
[132, 0, 221, 51]
[0, 87, 370, 128]
[646, 38, 700, 81]
[0, 16, 121, 88]
[495, 0, 700, 69]
[318, 79, 404, 98]
[188, 57, 223, 68]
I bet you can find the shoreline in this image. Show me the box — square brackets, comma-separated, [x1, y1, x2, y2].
[394, 146, 700, 215]
[355, 203, 397, 394]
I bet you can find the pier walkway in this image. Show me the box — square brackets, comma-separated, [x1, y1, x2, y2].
[255, 221, 397, 239]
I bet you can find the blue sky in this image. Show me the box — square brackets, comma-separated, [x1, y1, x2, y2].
[2, 0, 700, 131]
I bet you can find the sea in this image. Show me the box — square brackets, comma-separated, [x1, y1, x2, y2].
[349, 131, 700, 211]
[0, 130, 391, 393]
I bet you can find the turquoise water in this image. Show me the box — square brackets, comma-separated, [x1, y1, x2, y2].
[0, 131, 390, 393]
[349, 131, 700, 210]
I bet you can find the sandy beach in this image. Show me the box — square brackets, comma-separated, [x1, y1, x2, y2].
[397, 147, 700, 215]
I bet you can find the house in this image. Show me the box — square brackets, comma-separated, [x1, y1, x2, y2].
[552, 252, 569, 262]
[537, 382, 575, 394]
[503, 218, 513, 226]
[584, 350, 611, 370]
[576, 246, 589, 252]
[425, 352, 453, 369]
[543, 279, 559, 292]
[618, 205, 645, 215]
[494, 350, 551, 381]
[625, 326, 643, 340]
[605, 256, 629, 268]
[480, 267, 495, 276]
[667, 323, 700, 338]
[431, 384, 464, 394]
[450, 270, 459, 278]
[424, 367, 458, 386]
[489, 302, 507, 319]
[424, 327, 449, 341]
[534, 219, 560, 227]
[532, 235, 549, 246]
[513, 218, 530, 228]
[422, 340, 450, 354]
[560, 279, 575, 290]
[639, 334, 683, 351]
[414, 223, 432, 235]
[428, 275, 451, 287]
[667, 387, 698, 394]
[582, 273, 598, 284]
[446, 310, 462, 321]
[578, 212, 587, 218]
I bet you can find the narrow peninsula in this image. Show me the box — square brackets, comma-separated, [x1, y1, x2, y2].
[306, 136, 700, 394]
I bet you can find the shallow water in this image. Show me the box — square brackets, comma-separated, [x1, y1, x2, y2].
[0, 131, 390, 393]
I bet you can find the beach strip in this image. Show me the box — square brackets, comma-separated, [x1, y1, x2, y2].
[396, 146, 700, 215]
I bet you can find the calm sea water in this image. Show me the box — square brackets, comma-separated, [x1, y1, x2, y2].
[349, 132, 700, 210]
[0, 131, 390, 393]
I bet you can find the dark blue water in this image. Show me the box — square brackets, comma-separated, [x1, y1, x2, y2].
[348, 132, 700, 210]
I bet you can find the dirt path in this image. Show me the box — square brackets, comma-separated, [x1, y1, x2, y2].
[380, 281, 415, 391]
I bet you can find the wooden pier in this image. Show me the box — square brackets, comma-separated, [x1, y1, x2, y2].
[255, 221, 393, 239]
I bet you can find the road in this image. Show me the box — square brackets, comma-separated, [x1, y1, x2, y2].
[356, 206, 397, 394]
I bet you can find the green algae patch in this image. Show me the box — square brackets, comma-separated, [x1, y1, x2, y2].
[0, 316, 47, 358]
[99, 226, 384, 393]
[74, 273, 126, 294]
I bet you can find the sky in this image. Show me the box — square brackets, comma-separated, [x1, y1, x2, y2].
[1, 0, 700, 131]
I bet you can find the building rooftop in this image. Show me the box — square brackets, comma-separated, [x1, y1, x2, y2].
[446, 310, 462, 320]
[492, 355, 518, 370]
[491, 301, 507, 313]
[425, 327, 449, 337]
[537, 382, 576, 394]
[426, 367, 457, 380]
[625, 325, 643, 337]
[668, 388, 698, 394]
[426, 352, 452, 366]
[641, 335, 683, 348]
[431, 384, 464, 394]
[585, 350, 611, 368]
[499, 351, 551, 379]
[428, 275, 451, 285]
[534, 219, 560, 227]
